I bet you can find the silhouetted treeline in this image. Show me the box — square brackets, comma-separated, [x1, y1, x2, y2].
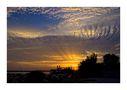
[7, 53, 120, 83]
[78, 53, 120, 79]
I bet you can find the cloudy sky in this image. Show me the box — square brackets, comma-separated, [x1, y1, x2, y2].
[7, 7, 120, 71]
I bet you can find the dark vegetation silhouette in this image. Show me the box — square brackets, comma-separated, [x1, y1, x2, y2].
[25, 71, 47, 83]
[78, 53, 120, 80]
[49, 66, 75, 82]
[78, 53, 98, 78]
[103, 54, 120, 78]
[7, 53, 120, 83]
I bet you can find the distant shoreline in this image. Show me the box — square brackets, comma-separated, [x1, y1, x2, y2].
[7, 70, 50, 75]
[7, 70, 50, 72]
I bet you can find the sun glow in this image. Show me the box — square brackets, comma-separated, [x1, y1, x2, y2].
[11, 53, 85, 70]
[52, 53, 85, 70]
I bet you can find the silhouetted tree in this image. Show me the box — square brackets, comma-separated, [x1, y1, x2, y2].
[78, 53, 98, 78]
[103, 54, 120, 78]
[103, 54, 119, 65]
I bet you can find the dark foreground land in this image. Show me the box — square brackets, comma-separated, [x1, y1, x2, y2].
[7, 71, 120, 83]
[7, 54, 120, 83]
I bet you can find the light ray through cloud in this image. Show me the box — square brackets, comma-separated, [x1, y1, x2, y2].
[7, 7, 120, 70]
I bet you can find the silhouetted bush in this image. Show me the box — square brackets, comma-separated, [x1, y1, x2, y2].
[49, 66, 75, 82]
[25, 71, 46, 83]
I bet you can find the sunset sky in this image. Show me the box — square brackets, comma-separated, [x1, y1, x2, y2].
[7, 7, 120, 71]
